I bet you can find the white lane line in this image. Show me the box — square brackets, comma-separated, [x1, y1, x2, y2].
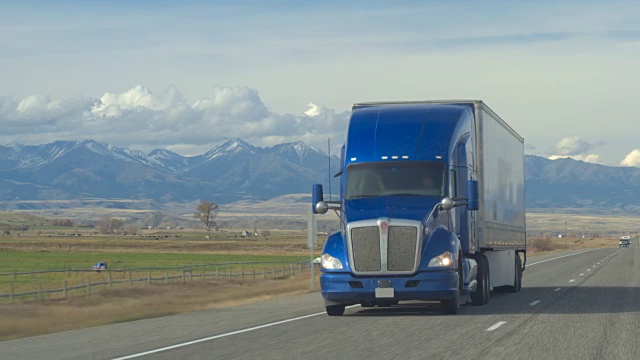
[112, 305, 360, 360]
[530, 300, 541, 306]
[554, 288, 562, 292]
[569, 279, 575, 283]
[527, 249, 599, 267]
[487, 321, 507, 331]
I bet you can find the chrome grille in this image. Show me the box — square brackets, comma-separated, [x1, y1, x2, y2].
[387, 226, 418, 271]
[351, 226, 381, 271]
[349, 220, 420, 274]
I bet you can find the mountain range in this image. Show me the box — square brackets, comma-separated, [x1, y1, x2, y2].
[0, 139, 340, 206]
[1, 139, 640, 212]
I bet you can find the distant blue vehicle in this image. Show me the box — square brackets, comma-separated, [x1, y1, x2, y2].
[312, 101, 526, 316]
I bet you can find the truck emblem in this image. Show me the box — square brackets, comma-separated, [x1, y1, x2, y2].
[380, 221, 388, 234]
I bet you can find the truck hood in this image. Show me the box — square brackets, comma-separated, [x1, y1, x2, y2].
[344, 196, 441, 222]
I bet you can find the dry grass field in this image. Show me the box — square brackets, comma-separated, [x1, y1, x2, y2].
[0, 273, 318, 341]
[0, 209, 634, 340]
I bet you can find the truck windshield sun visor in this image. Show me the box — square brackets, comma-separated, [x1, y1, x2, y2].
[345, 161, 445, 200]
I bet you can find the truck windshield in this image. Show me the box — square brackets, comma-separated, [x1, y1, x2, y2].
[345, 161, 446, 199]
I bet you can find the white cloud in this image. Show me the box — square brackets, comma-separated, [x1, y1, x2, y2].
[546, 137, 602, 164]
[547, 137, 592, 156]
[0, 85, 350, 155]
[304, 102, 324, 117]
[548, 154, 601, 164]
[620, 149, 640, 167]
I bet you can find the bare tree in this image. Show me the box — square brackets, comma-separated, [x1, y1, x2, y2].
[194, 200, 219, 239]
[98, 217, 125, 234]
[126, 223, 138, 235]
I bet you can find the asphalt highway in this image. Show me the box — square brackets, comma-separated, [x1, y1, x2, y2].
[2, 242, 639, 360]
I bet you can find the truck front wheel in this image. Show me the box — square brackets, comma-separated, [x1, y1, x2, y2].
[442, 262, 463, 314]
[326, 305, 345, 316]
[471, 254, 490, 305]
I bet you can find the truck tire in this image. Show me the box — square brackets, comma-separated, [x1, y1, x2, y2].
[471, 255, 490, 305]
[326, 305, 345, 316]
[442, 262, 462, 314]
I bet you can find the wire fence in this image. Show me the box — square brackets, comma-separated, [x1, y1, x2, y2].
[0, 261, 316, 301]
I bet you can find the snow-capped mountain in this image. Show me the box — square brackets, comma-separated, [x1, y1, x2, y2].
[5, 138, 639, 211]
[0, 138, 341, 204]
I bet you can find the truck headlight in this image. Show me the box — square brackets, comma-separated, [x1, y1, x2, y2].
[321, 253, 343, 270]
[428, 251, 454, 268]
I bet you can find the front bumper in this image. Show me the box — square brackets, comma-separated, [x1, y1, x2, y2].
[320, 270, 458, 305]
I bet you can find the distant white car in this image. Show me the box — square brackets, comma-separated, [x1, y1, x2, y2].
[92, 262, 108, 272]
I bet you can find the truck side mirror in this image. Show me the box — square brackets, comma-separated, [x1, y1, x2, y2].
[467, 180, 479, 210]
[312, 184, 328, 214]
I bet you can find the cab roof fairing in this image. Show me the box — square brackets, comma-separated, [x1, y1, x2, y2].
[343, 103, 473, 167]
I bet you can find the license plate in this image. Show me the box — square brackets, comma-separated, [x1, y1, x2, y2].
[375, 287, 394, 298]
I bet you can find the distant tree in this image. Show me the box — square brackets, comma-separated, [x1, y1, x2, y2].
[194, 200, 219, 239]
[49, 219, 74, 227]
[126, 223, 138, 235]
[98, 217, 125, 234]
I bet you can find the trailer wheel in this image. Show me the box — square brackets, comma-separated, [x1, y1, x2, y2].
[471, 255, 490, 305]
[326, 305, 345, 316]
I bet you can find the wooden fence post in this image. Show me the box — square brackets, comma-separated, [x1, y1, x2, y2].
[128, 271, 132, 285]
[86, 279, 90, 296]
[147, 271, 151, 284]
[215, 266, 218, 278]
[63, 280, 67, 299]
[241, 266, 244, 280]
[253, 268, 256, 279]
[38, 283, 42, 300]
[10, 284, 14, 301]
[165, 270, 169, 284]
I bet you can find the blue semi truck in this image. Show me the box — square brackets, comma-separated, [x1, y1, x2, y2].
[312, 100, 526, 315]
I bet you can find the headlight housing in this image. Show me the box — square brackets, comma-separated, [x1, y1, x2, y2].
[321, 253, 343, 270]
[428, 251, 454, 268]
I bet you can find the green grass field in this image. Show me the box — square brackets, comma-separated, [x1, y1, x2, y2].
[0, 252, 308, 274]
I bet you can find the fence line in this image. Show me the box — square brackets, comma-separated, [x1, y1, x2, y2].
[0, 261, 307, 277]
[0, 261, 316, 301]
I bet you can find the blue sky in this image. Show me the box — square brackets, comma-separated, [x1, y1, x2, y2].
[1, 0, 640, 165]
